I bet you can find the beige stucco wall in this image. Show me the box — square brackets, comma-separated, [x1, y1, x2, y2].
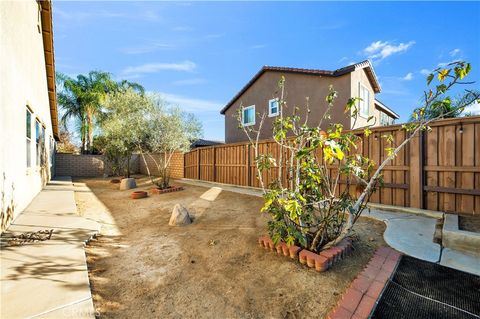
[224, 71, 353, 143]
[0, 1, 55, 231]
[349, 68, 380, 129]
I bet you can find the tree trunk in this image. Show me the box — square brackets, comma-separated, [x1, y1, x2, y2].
[126, 155, 131, 178]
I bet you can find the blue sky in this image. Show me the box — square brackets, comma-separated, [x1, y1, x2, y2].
[53, 1, 480, 141]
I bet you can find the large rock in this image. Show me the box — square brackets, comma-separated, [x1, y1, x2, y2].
[120, 178, 137, 190]
[169, 204, 192, 226]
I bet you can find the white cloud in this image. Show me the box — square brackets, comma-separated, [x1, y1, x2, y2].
[122, 61, 196, 75]
[402, 72, 414, 81]
[159, 92, 223, 112]
[363, 40, 415, 61]
[420, 69, 431, 76]
[172, 78, 207, 86]
[464, 100, 480, 115]
[438, 60, 461, 67]
[449, 48, 461, 57]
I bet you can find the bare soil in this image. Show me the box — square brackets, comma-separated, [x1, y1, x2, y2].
[74, 176, 386, 319]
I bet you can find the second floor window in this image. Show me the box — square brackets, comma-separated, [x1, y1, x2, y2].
[359, 83, 370, 118]
[242, 105, 255, 126]
[268, 99, 279, 117]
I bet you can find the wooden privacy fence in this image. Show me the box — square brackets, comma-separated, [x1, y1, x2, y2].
[184, 116, 480, 216]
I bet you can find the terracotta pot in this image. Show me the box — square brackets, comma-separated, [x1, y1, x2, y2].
[131, 191, 148, 199]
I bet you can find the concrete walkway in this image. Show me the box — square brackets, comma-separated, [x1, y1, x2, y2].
[178, 179, 480, 276]
[0, 177, 99, 319]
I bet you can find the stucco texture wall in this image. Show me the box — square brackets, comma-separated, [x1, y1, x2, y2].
[349, 68, 381, 129]
[0, 1, 55, 231]
[224, 71, 352, 143]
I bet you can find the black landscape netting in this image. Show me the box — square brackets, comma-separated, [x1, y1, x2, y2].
[371, 255, 480, 319]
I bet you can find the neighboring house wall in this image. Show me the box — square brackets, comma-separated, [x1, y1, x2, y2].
[350, 68, 377, 129]
[0, 1, 56, 232]
[224, 71, 352, 143]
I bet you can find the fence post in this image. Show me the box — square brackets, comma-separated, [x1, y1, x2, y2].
[246, 144, 251, 186]
[409, 131, 424, 208]
[213, 146, 216, 182]
[197, 149, 201, 180]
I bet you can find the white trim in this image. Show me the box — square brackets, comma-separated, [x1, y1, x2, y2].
[268, 98, 279, 117]
[242, 105, 255, 126]
[358, 82, 370, 118]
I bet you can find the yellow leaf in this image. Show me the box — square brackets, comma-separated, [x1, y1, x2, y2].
[438, 69, 450, 81]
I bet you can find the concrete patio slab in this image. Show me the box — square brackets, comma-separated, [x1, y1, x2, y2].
[179, 178, 263, 197]
[35, 299, 97, 319]
[364, 209, 441, 262]
[0, 176, 99, 319]
[442, 213, 480, 256]
[440, 248, 480, 276]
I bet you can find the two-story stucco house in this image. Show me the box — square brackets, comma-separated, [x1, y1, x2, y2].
[221, 60, 399, 143]
[0, 0, 59, 232]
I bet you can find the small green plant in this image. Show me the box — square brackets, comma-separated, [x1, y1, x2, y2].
[239, 61, 478, 253]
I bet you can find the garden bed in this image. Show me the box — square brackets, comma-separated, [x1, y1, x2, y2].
[150, 185, 184, 195]
[74, 176, 387, 318]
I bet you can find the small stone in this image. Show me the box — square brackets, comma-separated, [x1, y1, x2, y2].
[169, 204, 192, 226]
[369, 237, 375, 242]
[119, 178, 136, 190]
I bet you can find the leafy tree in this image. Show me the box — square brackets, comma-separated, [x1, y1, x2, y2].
[56, 124, 79, 153]
[240, 61, 479, 252]
[100, 89, 153, 177]
[409, 90, 480, 121]
[140, 96, 202, 189]
[56, 71, 144, 153]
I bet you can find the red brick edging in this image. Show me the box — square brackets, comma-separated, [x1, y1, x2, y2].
[150, 186, 184, 194]
[258, 235, 353, 272]
[327, 246, 402, 319]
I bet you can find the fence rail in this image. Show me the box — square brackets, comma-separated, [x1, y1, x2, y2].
[184, 116, 480, 216]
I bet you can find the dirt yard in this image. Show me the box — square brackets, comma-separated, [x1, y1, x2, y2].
[74, 176, 386, 319]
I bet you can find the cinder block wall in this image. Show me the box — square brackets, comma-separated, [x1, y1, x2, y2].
[138, 152, 184, 179]
[55, 153, 140, 177]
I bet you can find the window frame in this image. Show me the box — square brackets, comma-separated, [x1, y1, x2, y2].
[358, 83, 370, 118]
[268, 98, 279, 117]
[242, 105, 256, 127]
[26, 108, 32, 168]
[35, 118, 41, 167]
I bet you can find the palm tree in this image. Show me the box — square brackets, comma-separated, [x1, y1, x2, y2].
[56, 71, 144, 153]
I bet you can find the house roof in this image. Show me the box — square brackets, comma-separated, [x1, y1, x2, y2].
[191, 139, 224, 149]
[39, 0, 59, 141]
[374, 99, 400, 119]
[220, 60, 381, 115]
